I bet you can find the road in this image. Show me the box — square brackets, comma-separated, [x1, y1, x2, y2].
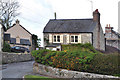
[1, 61, 34, 78]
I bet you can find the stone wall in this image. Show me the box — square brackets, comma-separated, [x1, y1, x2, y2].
[33, 62, 119, 79]
[2, 52, 32, 64]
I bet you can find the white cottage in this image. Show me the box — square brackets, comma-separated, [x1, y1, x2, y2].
[43, 9, 105, 51]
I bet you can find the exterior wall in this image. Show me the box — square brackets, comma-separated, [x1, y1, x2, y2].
[2, 52, 32, 64]
[33, 62, 118, 78]
[105, 27, 120, 50]
[44, 33, 92, 47]
[5, 23, 32, 51]
[93, 24, 105, 51]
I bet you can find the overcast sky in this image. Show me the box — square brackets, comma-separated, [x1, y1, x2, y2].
[15, 0, 119, 47]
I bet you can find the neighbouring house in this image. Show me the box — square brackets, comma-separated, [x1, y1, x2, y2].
[4, 19, 33, 51]
[0, 23, 6, 51]
[43, 9, 105, 51]
[105, 24, 120, 50]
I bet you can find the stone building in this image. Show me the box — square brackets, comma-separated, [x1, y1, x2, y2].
[105, 24, 120, 50]
[0, 24, 6, 51]
[4, 20, 32, 51]
[43, 9, 105, 51]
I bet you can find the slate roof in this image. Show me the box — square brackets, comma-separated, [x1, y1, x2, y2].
[43, 19, 97, 33]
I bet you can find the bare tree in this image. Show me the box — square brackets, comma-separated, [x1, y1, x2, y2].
[0, 0, 20, 29]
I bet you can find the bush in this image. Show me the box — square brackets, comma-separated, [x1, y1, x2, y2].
[87, 53, 119, 76]
[2, 42, 11, 52]
[32, 44, 97, 71]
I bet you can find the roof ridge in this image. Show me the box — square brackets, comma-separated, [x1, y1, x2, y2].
[50, 18, 93, 21]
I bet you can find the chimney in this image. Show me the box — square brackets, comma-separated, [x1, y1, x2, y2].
[93, 9, 100, 23]
[54, 12, 56, 20]
[16, 19, 20, 24]
[105, 24, 113, 33]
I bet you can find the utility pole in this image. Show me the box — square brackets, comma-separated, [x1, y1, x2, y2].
[87, 0, 93, 16]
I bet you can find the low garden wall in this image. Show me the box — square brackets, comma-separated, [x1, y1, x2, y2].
[2, 52, 32, 64]
[33, 62, 119, 79]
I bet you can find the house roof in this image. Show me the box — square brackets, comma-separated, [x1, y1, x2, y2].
[43, 19, 97, 33]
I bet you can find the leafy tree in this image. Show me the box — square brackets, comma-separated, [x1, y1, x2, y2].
[0, 0, 20, 29]
[32, 34, 41, 50]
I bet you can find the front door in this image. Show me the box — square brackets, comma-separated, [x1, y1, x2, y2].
[63, 35, 67, 44]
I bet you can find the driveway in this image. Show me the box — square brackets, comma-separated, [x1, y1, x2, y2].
[1, 61, 34, 78]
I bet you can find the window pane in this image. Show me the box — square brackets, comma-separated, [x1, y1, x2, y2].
[57, 36, 60, 42]
[75, 36, 78, 42]
[71, 36, 74, 42]
[54, 36, 56, 42]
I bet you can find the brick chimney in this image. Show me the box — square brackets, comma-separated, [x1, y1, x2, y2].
[93, 9, 100, 23]
[16, 19, 20, 24]
[105, 24, 113, 33]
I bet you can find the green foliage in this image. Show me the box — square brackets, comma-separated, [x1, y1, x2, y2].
[32, 43, 119, 76]
[2, 42, 11, 52]
[87, 53, 119, 76]
[32, 34, 41, 49]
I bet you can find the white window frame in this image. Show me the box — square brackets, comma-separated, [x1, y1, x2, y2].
[53, 35, 61, 43]
[70, 35, 78, 43]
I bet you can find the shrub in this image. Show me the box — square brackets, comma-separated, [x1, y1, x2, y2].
[2, 42, 11, 52]
[87, 53, 119, 75]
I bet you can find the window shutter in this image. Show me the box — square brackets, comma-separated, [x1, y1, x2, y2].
[78, 34, 81, 43]
[49, 34, 52, 43]
[67, 35, 70, 43]
[60, 35, 63, 43]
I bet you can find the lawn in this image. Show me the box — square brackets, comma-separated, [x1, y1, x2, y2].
[24, 75, 63, 80]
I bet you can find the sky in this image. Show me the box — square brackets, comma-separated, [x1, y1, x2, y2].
[14, 0, 119, 47]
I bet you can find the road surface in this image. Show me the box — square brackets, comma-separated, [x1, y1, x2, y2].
[1, 61, 34, 78]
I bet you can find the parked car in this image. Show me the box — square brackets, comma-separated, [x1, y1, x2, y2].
[11, 46, 30, 53]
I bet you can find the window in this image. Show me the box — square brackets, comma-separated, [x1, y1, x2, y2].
[71, 35, 78, 43]
[57, 36, 60, 42]
[53, 35, 60, 42]
[71, 36, 74, 42]
[54, 36, 56, 42]
[75, 36, 78, 42]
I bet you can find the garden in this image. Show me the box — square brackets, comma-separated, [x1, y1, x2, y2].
[32, 43, 120, 77]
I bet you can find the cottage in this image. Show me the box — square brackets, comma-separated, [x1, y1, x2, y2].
[105, 24, 120, 50]
[43, 9, 105, 51]
[5, 19, 32, 51]
[0, 24, 6, 51]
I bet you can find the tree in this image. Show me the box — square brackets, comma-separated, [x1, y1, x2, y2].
[0, 0, 20, 29]
[32, 34, 41, 50]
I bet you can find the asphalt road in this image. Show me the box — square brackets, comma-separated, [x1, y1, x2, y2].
[1, 61, 34, 78]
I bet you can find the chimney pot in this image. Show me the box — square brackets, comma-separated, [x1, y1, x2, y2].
[16, 19, 20, 24]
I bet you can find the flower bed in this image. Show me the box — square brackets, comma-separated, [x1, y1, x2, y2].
[32, 43, 120, 76]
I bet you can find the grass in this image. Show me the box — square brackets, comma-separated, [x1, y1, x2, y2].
[24, 75, 63, 80]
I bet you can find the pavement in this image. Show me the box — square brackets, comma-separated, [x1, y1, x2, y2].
[1, 61, 35, 78]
